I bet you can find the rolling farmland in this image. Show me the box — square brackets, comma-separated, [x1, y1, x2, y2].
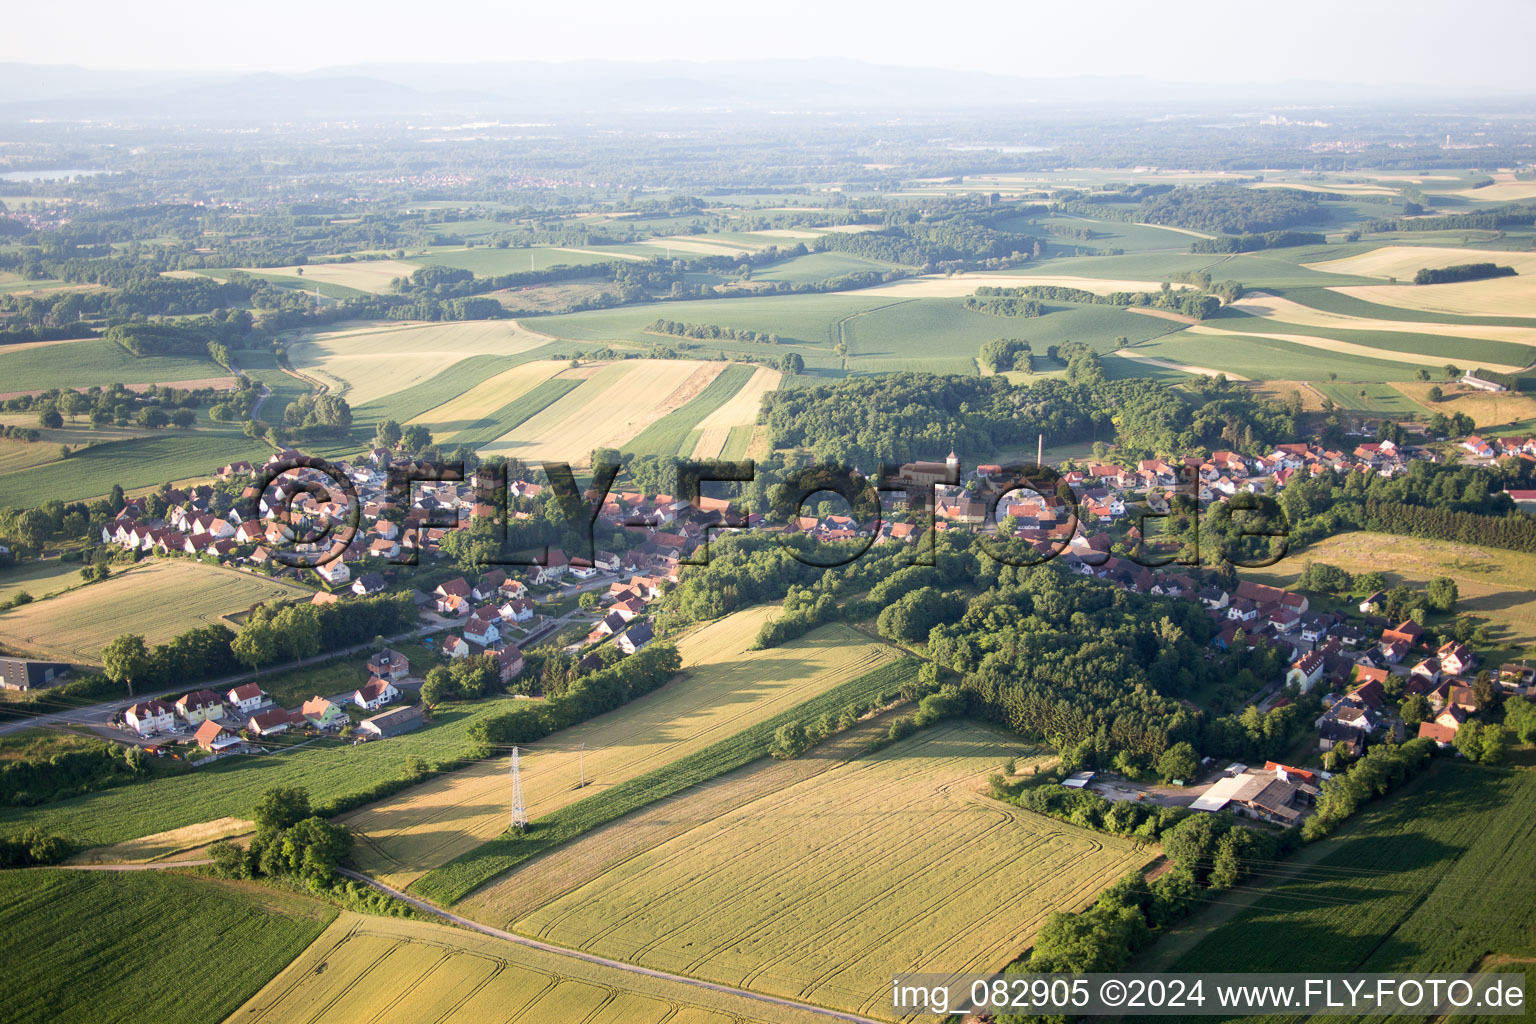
[1302, 245, 1536, 280]
[0, 869, 335, 1024]
[690, 365, 781, 458]
[0, 337, 221, 392]
[511, 720, 1152, 1021]
[286, 319, 557, 406]
[1330, 276, 1536, 319]
[0, 559, 313, 663]
[0, 429, 270, 508]
[621, 362, 757, 458]
[345, 605, 898, 891]
[232, 259, 422, 294]
[1128, 330, 1424, 382]
[404, 358, 567, 434]
[232, 911, 829, 1024]
[477, 358, 726, 462]
[0, 557, 92, 604]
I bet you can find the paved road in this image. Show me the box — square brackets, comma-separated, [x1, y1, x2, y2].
[337, 869, 883, 1024]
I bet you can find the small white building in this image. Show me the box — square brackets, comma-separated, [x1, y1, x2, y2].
[124, 700, 176, 736]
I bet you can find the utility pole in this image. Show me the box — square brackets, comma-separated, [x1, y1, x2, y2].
[579, 742, 586, 788]
[510, 746, 527, 832]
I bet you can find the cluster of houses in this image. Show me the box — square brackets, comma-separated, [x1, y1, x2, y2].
[118, 646, 423, 757]
[1191, 761, 1321, 825]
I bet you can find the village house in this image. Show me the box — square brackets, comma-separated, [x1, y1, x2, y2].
[368, 648, 410, 681]
[174, 690, 225, 725]
[247, 708, 295, 737]
[616, 621, 654, 654]
[301, 696, 347, 730]
[226, 682, 267, 713]
[352, 678, 400, 710]
[194, 719, 244, 753]
[1286, 651, 1326, 692]
[464, 609, 502, 647]
[441, 635, 471, 659]
[124, 700, 176, 736]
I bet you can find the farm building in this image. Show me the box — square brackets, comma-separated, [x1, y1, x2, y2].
[359, 705, 424, 740]
[1190, 767, 1318, 825]
[0, 658, 70, 691]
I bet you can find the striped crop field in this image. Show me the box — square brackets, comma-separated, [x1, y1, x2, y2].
[231, 911, 828, 1024]
[508, 720, 1152, 1021]
[286, 319, 555, 407]
[689, 365, 780, 458]
[343, 605, 897, 891]
[477, 358, 725, 463]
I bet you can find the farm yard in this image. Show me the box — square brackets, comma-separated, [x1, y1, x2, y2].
[508, 720, 1150, 1021]
[345, 605, 899, 891]
[0, 559, 314, 663]
[1153, 764, 1536, 997]
[0, 869, 335, 1024]
[232, 911, 829, 1024]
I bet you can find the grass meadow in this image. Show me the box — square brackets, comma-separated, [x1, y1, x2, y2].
[0, 869, 335, 1024]
[0, 337, 222, 391]
[0, 559, 315, 663]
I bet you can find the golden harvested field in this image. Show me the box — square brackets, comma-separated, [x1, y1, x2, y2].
[343, 606, 898, 891]
[234, 259, 422, 294]
[690, 365, 781, 459]
[1249, 181, 1398, 196]
[287, 319, 552, 406]
[1303, 246, 1536, 280]
[479, 358, 723, 462]
[842, 272, 1194, 299]
[232, 912, 827, 1024]
[1391, 381, 1536, 429]
[1453, 181, 1536, 202]
[0, 560, 312, 663]
[1329, 276, 1536, 319]
[512, 720, 1150, 1021]
[1250, 532, 1536, 652]
[637, 236, 760, 256]
[1178, 323, 1528, 373]
[1107, 348, 1250, 380]
[459, 710, 924, 927]
[405, 359, 568, 431]
[1228, 291, 1536, 345]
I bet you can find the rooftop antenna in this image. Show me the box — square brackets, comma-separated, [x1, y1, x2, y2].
[510, 746, 527, 831]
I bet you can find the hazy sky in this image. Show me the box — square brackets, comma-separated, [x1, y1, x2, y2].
[6, 0, 1536, 91]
